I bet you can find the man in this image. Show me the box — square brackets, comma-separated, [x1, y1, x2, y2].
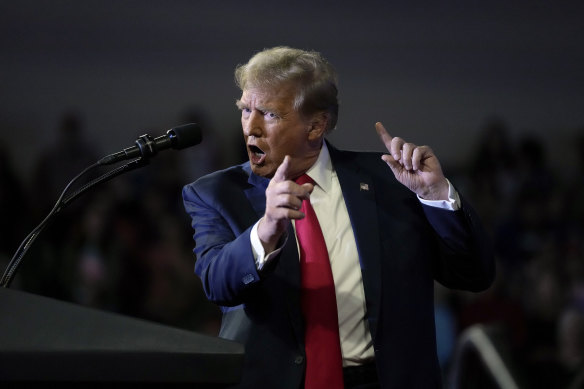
[182, 46, 494, 388]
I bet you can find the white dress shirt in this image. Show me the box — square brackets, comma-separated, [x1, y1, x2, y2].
[250, 143, 460, 366]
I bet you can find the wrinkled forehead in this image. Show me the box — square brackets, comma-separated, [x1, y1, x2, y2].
[241, 83, 299, 106]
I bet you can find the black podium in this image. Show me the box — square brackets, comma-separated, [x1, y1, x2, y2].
[0, 287, 243, 386]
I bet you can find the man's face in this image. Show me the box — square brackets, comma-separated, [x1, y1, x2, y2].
[237, 83, 318, 178]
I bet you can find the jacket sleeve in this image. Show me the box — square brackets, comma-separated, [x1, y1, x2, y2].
[182, 182, 262, 306]
[422, 194, 496, 292]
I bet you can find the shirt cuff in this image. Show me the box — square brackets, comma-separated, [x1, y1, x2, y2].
[250, 218, 287, 271]
[417, 179, 461, 211]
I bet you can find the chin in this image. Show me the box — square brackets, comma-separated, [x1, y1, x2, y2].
[250, 164, 275, 178]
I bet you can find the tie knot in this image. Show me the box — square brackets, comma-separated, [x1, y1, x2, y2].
[295, 174, 314, 186]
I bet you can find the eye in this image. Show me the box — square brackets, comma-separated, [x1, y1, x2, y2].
[241, 107, 251, 117]
[265, 111, 279, 119]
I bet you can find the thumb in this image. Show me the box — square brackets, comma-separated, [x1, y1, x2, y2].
[381, 153, 403, 175]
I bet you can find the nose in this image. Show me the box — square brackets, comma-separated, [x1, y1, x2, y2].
[243, 111, 263, 137]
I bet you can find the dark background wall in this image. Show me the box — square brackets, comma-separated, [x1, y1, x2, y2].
[1, 2, 584, 386]
[1, 1, 583, 181]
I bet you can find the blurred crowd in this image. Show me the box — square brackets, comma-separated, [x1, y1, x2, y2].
[0, 109, 245, 335]
[1, 112, 583, 387]
[440, 117, 584, 387]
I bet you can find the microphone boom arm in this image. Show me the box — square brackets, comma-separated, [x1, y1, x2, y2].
[0, 157, 149, 288]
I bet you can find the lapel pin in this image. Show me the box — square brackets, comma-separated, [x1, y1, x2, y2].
[360, 183, 369, 191]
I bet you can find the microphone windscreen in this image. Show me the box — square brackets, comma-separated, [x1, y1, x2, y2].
[168, 123, 203, 150]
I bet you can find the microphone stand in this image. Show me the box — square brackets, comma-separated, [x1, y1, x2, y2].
[0, 157, 149, 288]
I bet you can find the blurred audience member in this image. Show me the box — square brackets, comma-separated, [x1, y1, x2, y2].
[558, 305, 584, 374]
[179, 106, 225, 180]
[32, 110, 99, 216]
[467, 116, 517, 232]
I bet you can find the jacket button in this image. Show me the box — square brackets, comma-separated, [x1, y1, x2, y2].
[294, 356, 304, 364]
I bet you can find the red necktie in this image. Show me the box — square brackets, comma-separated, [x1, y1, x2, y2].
[295, 174, 344, 389]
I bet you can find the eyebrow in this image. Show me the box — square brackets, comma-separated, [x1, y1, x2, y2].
[235, 99, 275, 114]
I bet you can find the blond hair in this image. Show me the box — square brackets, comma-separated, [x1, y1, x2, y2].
[235, 46, 339, 132]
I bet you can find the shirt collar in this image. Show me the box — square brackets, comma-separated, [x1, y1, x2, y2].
[305, 142, 333, 193]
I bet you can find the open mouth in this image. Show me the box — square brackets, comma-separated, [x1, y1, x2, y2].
[248, 145, 266, 165]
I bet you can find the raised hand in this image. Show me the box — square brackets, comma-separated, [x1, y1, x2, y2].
[375, 122, 449, 201]
[257, 155, 314, 252]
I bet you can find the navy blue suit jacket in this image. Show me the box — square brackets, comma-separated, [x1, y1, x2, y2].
[182, 143, 494, 388]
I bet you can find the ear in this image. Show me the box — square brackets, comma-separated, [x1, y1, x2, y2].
[307, 111, 329, 141]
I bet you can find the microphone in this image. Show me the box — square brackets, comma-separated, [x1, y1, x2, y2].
[98, 123, 202, 165]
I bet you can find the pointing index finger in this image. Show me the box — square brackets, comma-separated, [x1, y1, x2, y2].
[375, 122, 393, 148]
[273, 155, 291, 182]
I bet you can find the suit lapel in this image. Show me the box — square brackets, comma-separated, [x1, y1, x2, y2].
[328, 143, 382, 342]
